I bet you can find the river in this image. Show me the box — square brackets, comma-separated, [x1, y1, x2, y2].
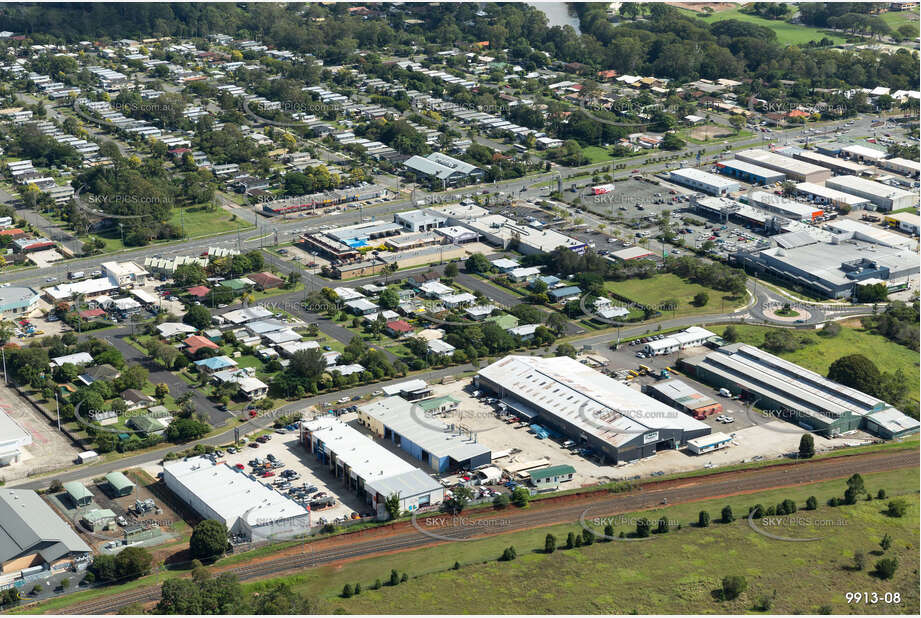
[527, 2, 582, 33]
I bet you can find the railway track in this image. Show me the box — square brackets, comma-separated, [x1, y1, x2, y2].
[62, 449, 917, 615]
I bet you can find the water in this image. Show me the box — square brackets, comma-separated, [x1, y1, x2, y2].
[527, 2, 582, 33]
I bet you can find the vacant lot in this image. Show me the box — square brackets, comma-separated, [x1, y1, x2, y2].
[709, 324, 920, 413]
[260, 468, 918, 614]
[605, 273, 744, 318]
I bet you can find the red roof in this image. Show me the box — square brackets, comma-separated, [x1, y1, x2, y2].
[386, 320, 413, 333]
[79, 308, 106, 319]
[187, 285, 210, 297]
[183, 335, 219, 353]
[0, 229, 24, 236]
[249, 271, 284, 288]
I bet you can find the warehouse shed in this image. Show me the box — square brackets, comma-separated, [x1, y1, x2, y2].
[105, 471, 136, 497]
[62, 482, 93, 507]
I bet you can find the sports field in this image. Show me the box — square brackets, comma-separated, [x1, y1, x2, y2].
[677, 7, 848, 46]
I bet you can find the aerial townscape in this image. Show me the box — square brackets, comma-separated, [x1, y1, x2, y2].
[0, 1, 918, 616]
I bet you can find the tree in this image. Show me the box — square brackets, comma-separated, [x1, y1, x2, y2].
[656, 517, 669, 534]
[728, 114, 746, 134]
[874, 558, 898, 580]
[378, 287, 400, 310]
[853, 551, 866, 571]
[389, 569, 400, 586]
[693, 292, 709, 307]
[341, 583, 353, 598]
[190, 519, 228, 561]
[114, 546, 152, 580]
[798, 434, 815, 459]
[722, 324, 739, 343]
[493, 493, 510, 509]
[252, 582, 316, 614]
[546, 311, 568, 335]
[444, 262, 459, 278]
[880, 533, 892, 552]
[183, 304, 212, 330]
[827, 354, 881, 396]
[511, 486, 530, 507]
[721, 575, 747, 600]
[555, 343, 577, 358]
[499, 546, 517, 561]
[721, 505, 734, 523]
[173, 263, 207, 287]
[446, 486, 473, 513]
[698, 511, 710, 527]
[805, 496, 817, 510]
[464, 253, 492, 273]
[661, 132, 686, 150]
[155, 383, 169, 400]
[544, 533, 556, 554]
[289, 348, 326, 381]
[885, 499, 908, 518]
[566, 531, 576, 549]
[384, 493, 401, 520]
[635, 517, 651, 538]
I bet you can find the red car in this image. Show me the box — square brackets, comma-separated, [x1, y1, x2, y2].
[234, 463, 245, 470]
[262, 471, 275, 478]
[248, 410, 258, 418]
[631, 169, 640, 173]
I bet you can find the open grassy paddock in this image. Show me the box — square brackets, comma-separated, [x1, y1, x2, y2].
[605, 273, 745, 319]
[708, 323, 920, 412]
[675, 6, 849, 46]
[245, 468, 918, 614]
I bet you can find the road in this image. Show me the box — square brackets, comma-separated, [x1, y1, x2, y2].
[57, 448, 918, 615]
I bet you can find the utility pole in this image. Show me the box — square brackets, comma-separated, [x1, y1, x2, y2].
[55, 391, 61, 431]
[1, 346, 7, 385]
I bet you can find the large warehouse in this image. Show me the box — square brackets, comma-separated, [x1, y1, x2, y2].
[790, 149, 871, 176]
[734, 236, 919, 299]
[0, 409, 32, 466]
[669, 168, 740, 196]
[735, 149, 831, 183]
[825, 176, 918, 212]
[0, 489, 92, 581]
[714, 159, 785, 185]
[357, 396, 491, 472]
[163, 458, 309, 541]
[643, 379, 722, 419]
[300, 418, 445, 518]
[681, 344, 920, 439]
[880, 157, 921, 178]
[794, 182, 871, 210]
[748, 191, 823, 222]
[476, 356, 711, 463]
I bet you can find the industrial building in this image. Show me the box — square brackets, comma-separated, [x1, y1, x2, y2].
[528, 464, 575, 489]
[840, 144, 886, 164]
[735, 149, 831, 183]
[824, 218, 917, 251]
[686, 432, 733, 455]
[825, 176, 917, 212]
[0, 489, 92, 584]
[714, 159, 785, 185]
[789, 149, 871, 176]
[879, 157, 921, 178]
[163, 458, 310, 541]
[0, 410, 32, 466]
[299, 418, 445, 517]
[62, 482, 93, 507]
[0, 287, 39, 318]
[643, 379, 722, 419]
[357, 396, 491, 472]
[461, 215, 585, 254]
[794, 182, 871, 210]
[748, 191, 824, 222]
[393, 209, 447, 232]
[681, 344, 920, 439]
[104, 471, 135, 497]
[668, 168, 740, 196]
[642, 326, 715, 356]
[734, 236, 918, 299]
[884, 212, 920, 236]
[476, 356, 711, 464]
[403, 152, 485, 186]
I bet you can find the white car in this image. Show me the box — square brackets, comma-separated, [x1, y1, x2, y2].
[337, 396, 350, 404]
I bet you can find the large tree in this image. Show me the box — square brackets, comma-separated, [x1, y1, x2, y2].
[827, 354, 881, 396]
[190, 519, 229, 561]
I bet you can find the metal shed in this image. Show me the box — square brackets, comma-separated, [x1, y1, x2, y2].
[63, 481, 93, 507]
[105, 471, 136, 497]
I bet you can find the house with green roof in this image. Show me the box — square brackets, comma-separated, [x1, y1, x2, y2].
[416, 396, 459, 415]
[62, 481, 93, 507]
[528, 464, 576, 490]
[220, 278, 253, 291]
[105, 471, 135, 497]
[127, 415, 167, 436]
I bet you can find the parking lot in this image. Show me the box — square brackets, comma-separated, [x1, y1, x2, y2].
[215, 431, 370, 525]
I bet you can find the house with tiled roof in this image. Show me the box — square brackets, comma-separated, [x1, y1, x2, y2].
[182, 334, 219, 356]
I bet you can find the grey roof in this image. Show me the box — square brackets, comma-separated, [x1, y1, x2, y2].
[0, 489, 91, 564]
[366, 468, 443, 499]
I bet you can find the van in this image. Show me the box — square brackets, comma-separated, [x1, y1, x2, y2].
[718, 388, 732, 398]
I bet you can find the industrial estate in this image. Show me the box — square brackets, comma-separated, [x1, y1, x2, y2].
[0, 1, 918, 616]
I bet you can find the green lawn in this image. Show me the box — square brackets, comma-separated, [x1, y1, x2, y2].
[605, 273, 745, 319]
[709, 324, 920, 412]
[168, 206, 253, 238]
[581, 146, 614, 164]
[879, 8, 920, 32]
[676, 7, 848, 46]
[251, 468, 919, 614]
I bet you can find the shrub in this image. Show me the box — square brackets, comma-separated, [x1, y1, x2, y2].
[499, 546, 517, 561]
[721, 505, 734, 523]
[656, 517, 669, 534]
[544, 534, 556, 554]
[635, 518, 651, 538]
[353, 583, 361, 595]
[566, 531, 576, 549]
[805, 496, 817, 510]
[721, 575, 747, 600]
[492, 493, 510, 509]
[603, 523, 615, 539]
[400, 573, 408, 583]
[753, 595, 773, 611]
[698, 511, 710, 527]
[875, 557, 898, 580]
[389, 569, 399, 586]
[885, 499, 908, 518]
[853, 551, 866, 571]
[341, 584, 353, 598]
[879, 534, 892, 552]
[877, 489, 887, 500]
[372, 579, 381, 590]
[582, 529, 594, 545]
[453, 561, 460, 570]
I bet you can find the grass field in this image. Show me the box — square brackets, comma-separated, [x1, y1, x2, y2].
[581, 145, 615, 164]
[676, 7, 848, 46]
[879, 8, 920, 32]
[709, 324, 920, 411]
[605, 273, 745, 319]
[248, 468, 919, 614]
[167, 206, 253, 238]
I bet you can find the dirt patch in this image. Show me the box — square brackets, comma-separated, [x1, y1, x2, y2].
[666, 2, 737, 13]
[689, 124, 735, 141]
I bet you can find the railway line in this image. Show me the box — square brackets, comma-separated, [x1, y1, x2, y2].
[60, 449, 917, 614]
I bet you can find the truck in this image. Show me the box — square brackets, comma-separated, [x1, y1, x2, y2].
[68, 271, 85, 280]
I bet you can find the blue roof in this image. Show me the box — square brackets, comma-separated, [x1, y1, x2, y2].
[194, 355, 236, 370]
[550, 286, 581, 298]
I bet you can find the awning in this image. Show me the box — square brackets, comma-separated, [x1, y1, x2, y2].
[501, 399, 540, 420]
